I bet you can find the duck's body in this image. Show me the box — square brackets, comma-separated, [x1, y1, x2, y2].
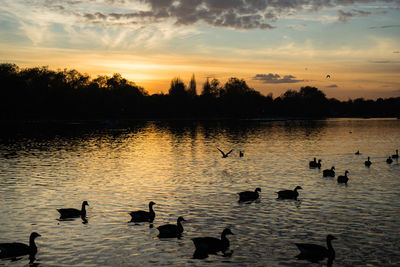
[392, 150, 399, 159]
[309, 159, 322, 168]
[157, 217, 185, 238]
[295, 235, 336, 263]
[337, 170, 349, 184]
[217, 148, 233, 158]
[277, 186, 302, 200]
[323, 166, 335, 177]
[192, 228, 233, 255]
[57, 201, 88, 218]
[387, 156, 393, 164]
[129, 201, 156, 222]
[365, 157, 372, 167]
[0, 232, 40, 259]
[238, 188, 261, 202]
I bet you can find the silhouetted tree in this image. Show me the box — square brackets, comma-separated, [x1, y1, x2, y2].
[188, 74, 197, 98]
[168, 77, 187, 98]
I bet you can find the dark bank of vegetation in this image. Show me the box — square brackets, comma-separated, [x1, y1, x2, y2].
[1, 63, 399, 121]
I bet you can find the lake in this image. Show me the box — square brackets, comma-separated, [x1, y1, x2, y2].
[1, 118, 399, 266]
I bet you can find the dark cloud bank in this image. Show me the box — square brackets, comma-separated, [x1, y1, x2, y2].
[71, 0, 400, 29]
[253, 73, 303, 84]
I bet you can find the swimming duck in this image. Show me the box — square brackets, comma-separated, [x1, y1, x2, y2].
[192, 228, 234, 256]
[309, 159, 322, 168]
[57, 201, 88, 218]
[238, 188, 261, 202]
[355, 150, 360, 155]
[277, 186, 302, 200]
[337, 170, 349, 184]
[295, 234, 336, 263]
[157, 216, 185, 238]
[323, 166, 335, 177]
[217, 148, 233, 158]
[239, 151, 244, 157]
[392, 150, 399, 159]
[386, 156, 393, 164]
[129, 201, 156, 222]
[364, 157, 372, 167]
[0, 232, 41, 259]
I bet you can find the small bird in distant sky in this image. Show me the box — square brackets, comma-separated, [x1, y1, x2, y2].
[326, 74, 331, 78]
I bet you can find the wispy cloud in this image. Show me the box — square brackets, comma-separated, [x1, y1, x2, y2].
[326, 84, 339, 88]
[253, 73, 303, 84]
[369, 24, 400, 29]
[337, 9, 372, 23]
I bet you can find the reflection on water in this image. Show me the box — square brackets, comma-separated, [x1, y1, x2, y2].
[0, 119, 400, 266]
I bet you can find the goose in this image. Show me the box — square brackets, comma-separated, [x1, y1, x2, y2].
[386, 156, 393, 164]
[238, 188, 261, 202]
[57, 201, 88, 218]
[355, 150, 360, 155]
[239, 151, 244, 157]
[323, 166, 335, 177]
[337, 170, 349, 184]
[217, 148, 233, 158]
[309, 159, 322, 168]
[295, 234, 336, 263]
[157, 216, 185, 238]
[392, 150, 399, 159]
[277, 186, 302, 200]
[364, 157, 372, 167]
[0, 232, 41, 259]
[129, 201, 156, 222]
[192, 228, 234, 256]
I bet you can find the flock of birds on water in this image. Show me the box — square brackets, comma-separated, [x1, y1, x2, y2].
[1, 148, 398, 266]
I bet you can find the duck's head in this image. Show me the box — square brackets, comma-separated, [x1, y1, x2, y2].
[295, 186, 303, 190]
[222, 228, 234, 236]
[30, 232, 41, 239]
[327, 234, 337, 241]
[82, 201, 89, 206]
[345, 170, 349, 174]
[177, 216, 185, 222]
[331, 166, 335, 170]
[318, 159, 322, 163]
[255, 188, 261, 192]
[149, 201, 156, 207]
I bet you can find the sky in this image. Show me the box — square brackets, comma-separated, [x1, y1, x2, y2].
[1, 0, 400, 100]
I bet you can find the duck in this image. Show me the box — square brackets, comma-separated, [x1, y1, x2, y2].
[217, 148, 233, 158]
[355, 150, 360, 155]
[337, 170, 349, 184]
[309, 158, 322, 168]
[295, 234, 336, 263]
[57, 201, 88, 218]
[239, 151, 244, 157]
[323, 166, 335, 177]
[277, 186, 302, 200]
[386, 156, 393, 164]
[192, 228, 234, 256]
[0, 232, 41, 259]
[238, 188, 261, 202]
[364, 157, 372, 167]
[129, 201, 156, 222]
[392, 150, 399, 159]
[157, 216, 185, 238]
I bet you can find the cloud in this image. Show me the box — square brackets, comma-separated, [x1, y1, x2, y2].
[326, 84, 339, 88]
[21, 0, 400, 30]
[253, 73, 303, 84]
[338, 9, 372, 23]
[394, 51, 400, 53]
[369, 24, 400, 29]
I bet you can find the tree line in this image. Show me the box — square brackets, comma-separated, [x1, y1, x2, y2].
[1, 63, 399, 120]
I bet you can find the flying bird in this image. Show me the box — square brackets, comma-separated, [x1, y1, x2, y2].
[217, 148, 233, 158]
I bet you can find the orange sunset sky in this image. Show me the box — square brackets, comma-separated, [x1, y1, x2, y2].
[1, 0, 400, 100]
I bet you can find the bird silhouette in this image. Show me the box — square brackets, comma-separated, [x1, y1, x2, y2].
[57, 201, 88, 219]
[217, 148, 233, 158]
[129, 201, 156, 222]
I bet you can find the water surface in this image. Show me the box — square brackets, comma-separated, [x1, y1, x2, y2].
[1, 119, 400, 266]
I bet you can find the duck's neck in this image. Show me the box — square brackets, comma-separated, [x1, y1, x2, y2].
[326, 239, 334, 253]
[81, 204, 86, 216]
[220, 233, 230, 251]
[29, 237, 37, 251]
[149, 204, 154, 214]
[177, 220, 184, 233]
